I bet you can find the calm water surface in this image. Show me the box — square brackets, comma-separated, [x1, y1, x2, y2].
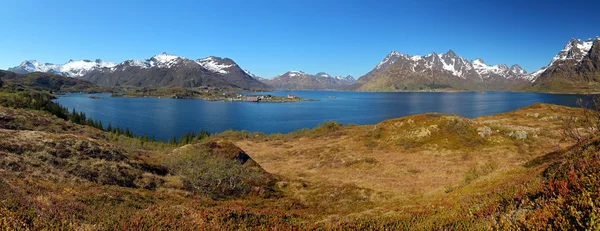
[55, 91, 586, 141]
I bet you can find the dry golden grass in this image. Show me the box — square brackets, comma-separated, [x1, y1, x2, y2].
[235, 103, 584, 217]
[1, 100, 594, 229]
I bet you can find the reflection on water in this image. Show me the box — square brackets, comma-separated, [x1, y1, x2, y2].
[56, 91, 587, 141]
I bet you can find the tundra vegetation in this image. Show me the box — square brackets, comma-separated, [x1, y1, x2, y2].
[1, 80, 600, 229]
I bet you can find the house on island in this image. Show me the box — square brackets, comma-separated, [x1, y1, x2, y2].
[287, 94, 296, 99]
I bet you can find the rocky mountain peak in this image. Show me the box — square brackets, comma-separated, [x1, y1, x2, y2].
[315, 72, 331, 78]
[445, 49, 457, 58]
[509, 64, 526, 75]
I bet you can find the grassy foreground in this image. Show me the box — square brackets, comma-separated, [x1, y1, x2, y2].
[1, 87, 599, 229]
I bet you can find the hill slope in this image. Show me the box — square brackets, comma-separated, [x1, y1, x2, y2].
[0, 70, 106, 93]
[0, 84, 598, 229]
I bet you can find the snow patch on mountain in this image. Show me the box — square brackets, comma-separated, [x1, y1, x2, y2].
[243, 69, 257, 78]
[122, 53, 182, 69]
[195, 57, 234, 74]
[287, 71, 305, 77]
[526, 37, 599, 82]
[374, 50, 527, 81]
[10, 59, 116, 77]
[151, 53, 181, 68]
[471, 58, 516, 78]
[550, 38, 595, 66]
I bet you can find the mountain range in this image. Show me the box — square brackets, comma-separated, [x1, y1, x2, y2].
[352, 37, 600, 92]
[6, 36, 600, 92]
[10, 53, 270, 91]
[351, 49, 530, 91]
[259, 71, 356, 90]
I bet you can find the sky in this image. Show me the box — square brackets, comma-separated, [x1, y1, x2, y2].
[1, 0, 598, 78]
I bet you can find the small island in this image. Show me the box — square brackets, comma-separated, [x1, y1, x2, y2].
[111, 88, 309, 102]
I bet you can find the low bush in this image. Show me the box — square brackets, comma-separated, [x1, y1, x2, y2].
[162, 145, 266, 199]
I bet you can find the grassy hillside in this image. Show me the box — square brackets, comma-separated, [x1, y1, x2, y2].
[0, 83, 599, 229]
[0, 70, 110, 93]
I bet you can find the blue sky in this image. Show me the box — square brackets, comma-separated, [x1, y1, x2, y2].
[1, 0, 598, 78]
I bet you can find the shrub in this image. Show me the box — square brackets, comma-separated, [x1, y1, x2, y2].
[311, 121, 343, 137]
[162, 146, 263, 199]
[442, 118, 485, 148]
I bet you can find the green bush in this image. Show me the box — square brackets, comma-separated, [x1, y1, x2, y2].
[311, 121, 343, 137]
[162, 147, 263, 199]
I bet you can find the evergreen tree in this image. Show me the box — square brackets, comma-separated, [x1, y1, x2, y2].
[171, 135, 177, 145]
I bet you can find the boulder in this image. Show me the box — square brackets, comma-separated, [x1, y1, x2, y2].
[477, 126, 492, 137]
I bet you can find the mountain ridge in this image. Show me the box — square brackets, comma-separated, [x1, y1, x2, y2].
[8, 36, 600, 92]
[260, 71, 356, 90]
[352, 49, 530, 91]
[527, 37, 600, 92]
[9, 53, 271, 91]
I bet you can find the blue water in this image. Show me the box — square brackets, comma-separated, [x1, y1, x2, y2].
[55, 91, 586, 141]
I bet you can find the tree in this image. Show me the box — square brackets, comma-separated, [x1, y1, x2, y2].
[0, 78, 3, 88]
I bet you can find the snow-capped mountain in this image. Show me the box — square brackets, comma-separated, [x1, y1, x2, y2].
[354, 49, 529, 91]
[527, 37, 599, 82]
[260, 71, 356, 90]
[8, 59, 117, 77]
[117, 53, 183, 69]
[195, 56, 235, 74]
[9, 53, 271, 90]
[335, 75, 356, 82]
[529, 37, 600, 91]
[370, 49, 527, 81]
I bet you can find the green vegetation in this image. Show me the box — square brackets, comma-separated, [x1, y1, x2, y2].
[0, 70, 111, 93]
[162, 140, 277, 199]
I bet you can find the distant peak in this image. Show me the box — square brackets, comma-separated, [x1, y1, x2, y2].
[315, 72, 330, 77]
[474, 58, 485, 63]
[445, 49, 456, 57]
[154, 52, 174, 57]
[151, 53, 180, 63]
[21, 60, 37, 65]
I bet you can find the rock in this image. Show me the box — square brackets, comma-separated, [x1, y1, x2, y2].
[412, 127, 431, 138]
[477, 126, 492, 137]
[513, 131, 528, 140]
